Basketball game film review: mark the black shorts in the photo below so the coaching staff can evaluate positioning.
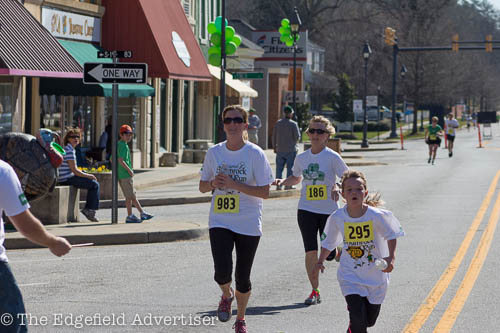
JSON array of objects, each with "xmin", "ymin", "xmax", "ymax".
[
  {"xmin": 297, "ymin": 209, "xmax": 330, "ymax": 252},
  {"xmin": 426, "ymin": 137, "xmax": 441, "ymax": 146},
  {"xmin": 446, "ymin": 134, "xmax": 455, "ymax": 142}
]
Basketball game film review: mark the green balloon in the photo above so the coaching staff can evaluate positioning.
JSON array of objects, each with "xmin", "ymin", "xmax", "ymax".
[
  {"xmin": 285, "ymin": 39, "xmax": 294, "ymax": 47},
  {"xmin": 233, "ymin": 35, "xmax": 242, "ymax": 47},
  {"xmin": 226, "ymin": 42, "xmax": 237, "ymax": 55},
  {"xmin": 215, "ymin": 16, "xmax": 228, "ymax": 32},
  {"xmin": 284, "ymin": 27, "xmax": 291, "ymax": 35},
  {"xmin": 207, "ymin": 22, "xmax": 217, "ymax": 34},
  {"xmin": 296, "ymin": 35, "xmax": 300, "ymax": 42},
  {"xmin": 225, "ymin": 26, "xmax": 235, "ymax": 40},
  {"xmin": 208, "ymin": 46, "xmax": 220, "ymax": 55},
  {"xmin": 281, "ymin": 18, "xmax": 290, "ymax": 27},
  {"xmin": 209, "ymin": 53, "xmax": 221, "ymax": 66},
  {"xmin": 210, "ymin": 32, "xmax": 221, "ymax": 46},
  {"xmin": 280, "ymin": 35, "xmax": 287, "ymax": 43},
  {"xmin": 279, "ymin": 27, "xmax": 287, "ymax": 35}
]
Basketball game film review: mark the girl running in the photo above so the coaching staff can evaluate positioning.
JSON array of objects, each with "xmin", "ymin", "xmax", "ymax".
[
  {"xmin": 315, "ymin": 170, "xmax": 405, "ymax": 333},
  {"xmin": 424, "ymin": 116, "xmax": 443, "ymax": 165},
  {"xmin": 274, "ymin": 116, "xmax": 348, "ymax": 305},
  {"xmin": 199, "ymin": 105, "xmax": 274, "ymax": 333}
]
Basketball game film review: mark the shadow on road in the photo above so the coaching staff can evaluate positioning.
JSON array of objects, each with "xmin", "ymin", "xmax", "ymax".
[{"xmin": 198, "ymin": 303, "xmax": 308, "ymax": 318}]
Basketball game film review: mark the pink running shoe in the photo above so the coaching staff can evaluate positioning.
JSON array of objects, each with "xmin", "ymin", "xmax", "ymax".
[
  {"xmin": 217, "ymin": 289, "xmax": 234, "ymax": 322},
  {"xmin": 233, "ymin": 319, "xmax": 247, "ymax": 333}
]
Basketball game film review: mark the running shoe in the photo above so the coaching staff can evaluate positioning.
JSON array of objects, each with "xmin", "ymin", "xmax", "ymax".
[
  {"xmin": 140, "ymin": 211, "xmax": 154, "ymax": 221},
  {"xmin": 304, "ymin": 289, "xmax": 321, "ymax": 305},
  {"xmin": 432, "ymin": 159, "xmax": 435, "ymax": 165},
  {"xmin": 217, "ymin": 289, "xmax": 234, "ymax": 322},
  {"xmin": 125, "ymin": 214, "xmax": 142, "ymax": 223},
  {"xmin": 428, "ymin": 157, "xmax": 431, "ymax": 164},
  {"xmin": 233, "ymin": 319, "xmax": 247, "ymax": 333},
  {"xmin": 81, "ymin": 208, "xmax": 99, "ymax": 222},
  {"xmin": 449, "ymin": 152, "xmax": 453, "ymax": 157}
]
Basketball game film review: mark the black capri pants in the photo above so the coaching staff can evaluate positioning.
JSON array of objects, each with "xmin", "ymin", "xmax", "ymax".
[
  {"xmin": 209, "ymin": 228, "xmax": 260, "ymax": 293},
  {"xmin": 297, "ymin": 209, "xmax": 330, "ymax": 252},
  {"xmin": 345, "ymin": 294, "xmax": 382, "ymax": 333}
]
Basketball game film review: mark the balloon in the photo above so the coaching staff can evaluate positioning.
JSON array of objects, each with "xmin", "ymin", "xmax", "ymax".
[
  {"xmin": 281, "ymin": 18, "xmax": 290, "ymax": 27},
  {"xmin": 215, "ymin": 16, "xmax": 228, "ymax": 32},
  {"xmin": 232, "ymin": 35, "xmax": 242, "ymax": 47},
  {"xmin": 210, "ymin": 32, "xmax": 221, "ymax": 46},
  {"xmin": 285, "ymin": 39, "xmax": 294, "ymax": 47},
  {"xmin": 225, "ymin": 26, "xmax": 235, "ymax": 40},
  {"xmin": 226, "ymin": 42, "xmax": 237, "ymax": 55},
  {"xmin": 296, "ymin": 35, "xmax": 300, "ymax": 42},
  {"xmin": 209, "ymin": 53, "xmax": 221, "ymax": 66},
  {"xmin": 207, "ymin": 22, "xmax": 217, "ymax": 34},
  {"xmin": 279, "ymin": 27, "xmax": 288, "ymax": 35},
  {"xmin": 284, "ymin": 27, "xmax": 291, "ymax": 35},
  {"xmin": 280, "ymin": 35, "xmax": 287, "ymax": 43},
  {"xmin": 208, "ymin": 46, "xmax": 220, "ymax": 55}
]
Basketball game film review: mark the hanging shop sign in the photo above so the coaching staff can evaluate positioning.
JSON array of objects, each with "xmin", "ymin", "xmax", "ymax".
[{"xmin": 41, "ymin": 7, "xmax": 101, "ymax": 42}]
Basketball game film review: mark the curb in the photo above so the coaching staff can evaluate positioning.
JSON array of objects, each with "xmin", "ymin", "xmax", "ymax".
[
  {"xmin": 343, "ymin": 147, "xmax": 397, "ymax": 152},
  {"xmin": 4, "ymin": 227, "xmax": 209, "ymax": 250}
]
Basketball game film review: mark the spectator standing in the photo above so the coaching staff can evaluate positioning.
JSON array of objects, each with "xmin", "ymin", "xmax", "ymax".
[
  {"xmin": 272, "ymin": 105, "xmax": 301, "ymax": 190},
  {"xmin": 247, "ymin": 108, "xmax": 262, "ymax": 145},
  {"xmin": 117, "ymin": 125, "xmax": 154, "ymax": 223},
  {"xmin": 1, "ymin": 159, "xmax": 71, "ymax": 332}
]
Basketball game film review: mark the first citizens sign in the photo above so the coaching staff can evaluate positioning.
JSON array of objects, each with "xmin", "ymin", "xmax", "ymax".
[{"xmin": 83, "ymin": 63, "xmax": 148, "ymax": 84}]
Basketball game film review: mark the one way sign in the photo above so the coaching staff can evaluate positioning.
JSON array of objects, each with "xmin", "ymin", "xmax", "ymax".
[{"xmin": 83, "ymin": 63, "xmax": 148, "ymax": 84}]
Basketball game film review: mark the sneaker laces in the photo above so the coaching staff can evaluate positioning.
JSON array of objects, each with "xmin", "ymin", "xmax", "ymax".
[
  {"xmin": 307, "ymin": 290, "xmax": 317, "ymax": 300},
  {"xmin": 219, "ymin": 295, "xmax": 232, "ymax": 313},
  {"xmin": 232, "ymin": 319, "xmax": 247, "ymax": 333}
]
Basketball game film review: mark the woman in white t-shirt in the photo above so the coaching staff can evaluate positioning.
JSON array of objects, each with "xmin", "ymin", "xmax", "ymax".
[
  {"xmin": 199, "ymin": 105, "xmax": 274, "ymax": 333},
  {"xmin": 444, "ymin": 113, "xmax": 459, "ymax": 158},
  {"xmin": 315, "ymin": 170, "xmax": 405, "ymax": 332},
  {"xmin": 274, "ymin": 115, "xmax": 348, "ymax": 305}
]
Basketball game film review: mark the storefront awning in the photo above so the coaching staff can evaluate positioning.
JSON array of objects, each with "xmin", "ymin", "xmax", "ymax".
[
  {"xmin": 208, "ymin": 65, "xmax": 258, "ymax": 98},
  {"xmin": 102, "ymin": 0, "xmax": 211, "ymax": 81},
  {"xmin": 39, "ymin": 39, "xmax": 155, "ymax": 97},
  {"xmin": 0, "ymin": 0, "xmax": 82, "ymax": 78}
]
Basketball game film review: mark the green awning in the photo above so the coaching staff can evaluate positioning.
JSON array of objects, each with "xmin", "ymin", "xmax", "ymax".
[{"xmin": 39, "ymin": 40, "xmax": 155, "ymax": 97}]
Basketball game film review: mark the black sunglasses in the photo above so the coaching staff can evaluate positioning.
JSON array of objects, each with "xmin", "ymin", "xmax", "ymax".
[
  {"xmin": 307, "ymin": 128, "xmax": 327, "ymax": 134},
  {"xmin": 223, "ymin": 117, "xmax": 244, "ymax": 124},
  {"xmin": 69, "ymin": 135, "xmax": 80, "ymax": 139}
]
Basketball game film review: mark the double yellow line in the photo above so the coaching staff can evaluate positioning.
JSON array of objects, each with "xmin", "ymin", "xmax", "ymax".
[{"xmin": 404, "ymin": 170, "xmax": 500, "ymax": 333}]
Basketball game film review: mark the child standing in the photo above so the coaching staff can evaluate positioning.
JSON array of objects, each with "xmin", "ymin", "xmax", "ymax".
[
  {"xmin": 117, "ymin": 125, "xmax": 154, "ymax": 223},
  {"xmin": 315, "ymin": 170, "xmax": 405, "ymax": 333}
]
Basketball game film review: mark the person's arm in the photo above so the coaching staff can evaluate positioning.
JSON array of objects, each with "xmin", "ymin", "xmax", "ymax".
[
  {"xmin": 272, "ymin": 125, "xmax": 277, "ymax": 153},
  {"xmin": 9, "ymin": 210, "xmax": 71, "ymax": 256},
  {"xmin": 213, "ymin": 173, "xmax": 270, "ymax": 199},
  {"xmin": 273, "ymin": 175, "xmax": 302, "ymax": 188},
  {"xmin": 118, "ymin": 157, "xmax": 134, "ymax": 177},
  {"xmin": 383, "ymin": 239, "xmax": 397, "ymax": 273},
  {"xmin": 199, "ymin": 179, "xmax": 216, "ymax": 193},
  {"xmin": 67, "ymin": 160, "xmax": 96, "ymax": 180},
  {"xmin": 314, "ymin": 247, "xmax": 332, "ymax": 274},
  {"xmin": 293, "ymin": 123, "xmax": 301, "ymax": 143}
]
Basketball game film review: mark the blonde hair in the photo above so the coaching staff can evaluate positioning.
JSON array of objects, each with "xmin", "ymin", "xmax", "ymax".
[
  {"xmin": 340, "ymin": 169, "xmax": 384, "ymax": 208},
  {"xmin": 307, "ymin": 115, "xmax": 335, "ymax": 136},
  {"xmin": 222, "ymin": 105, "xmax": 249, "ymax": 123},
  {"xmin": 432, "ymin": 116, "xmax": 438, "ymax": 122},
  {"xmin": 63, "ymin": 127, "xmax": 81, "ymax": 146}
]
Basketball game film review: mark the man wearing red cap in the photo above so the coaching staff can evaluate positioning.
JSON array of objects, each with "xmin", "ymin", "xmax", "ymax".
[{"xmin": 117, "ymin": 125, "xmax": 154, "ymax": 223}]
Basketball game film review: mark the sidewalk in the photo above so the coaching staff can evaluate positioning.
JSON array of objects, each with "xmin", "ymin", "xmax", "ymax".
[{"xmin": 4, "ymin": 145, "xmax": 395, "ymax": 250}]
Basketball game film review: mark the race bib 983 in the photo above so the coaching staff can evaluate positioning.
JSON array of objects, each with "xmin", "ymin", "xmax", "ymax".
[{"xmin": 214, "ymin": 195, "xmax": 239, "ymax": 213}]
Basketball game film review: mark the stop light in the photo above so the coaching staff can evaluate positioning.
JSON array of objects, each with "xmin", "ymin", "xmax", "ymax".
[
  {"xmin": 384, "ymin": 27, "xmax": 396, "ymax": 46},
  {"xmin": 452, "ymin": 34, "xmax": 459, "ymax": 52},
  {"xmin": 486, "ymin": 34, "xmax": 493, "ymax": 52}
]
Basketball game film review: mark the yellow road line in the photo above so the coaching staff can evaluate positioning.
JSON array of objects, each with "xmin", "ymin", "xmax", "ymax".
[
  {"xmin": 403, "ymin": 170, "xmax": 500, "ymax": 333},
  {"xmin": 434, "ymin": 186, "xmax": 500, "ymax": 332}
]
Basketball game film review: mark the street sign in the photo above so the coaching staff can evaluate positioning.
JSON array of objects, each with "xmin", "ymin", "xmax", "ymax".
[
  {"xmin": 232, "ymin": 72, "xmax": 264, "ymax": 80},
  {"xmin": 284, "ymin": 91, "xmax": 307, "ymax": 103},
  {"xmin": 97, "ymin": 50, "xmax": 133, "ymax": 58},
  {"xmin": 83, "ymin": 63, "xmax": 147, "ymax": 84},
  {"xmin": 366, "ymin": 95, "xmax": 378, "ymax": 107},
  {"xmin": 353, "ymin": 99, "xmax": 363, "ymax": 112}
]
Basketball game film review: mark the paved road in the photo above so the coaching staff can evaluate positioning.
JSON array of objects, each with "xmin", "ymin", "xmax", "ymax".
[{"xmin": 7, "ymin": 126, "xmax": 500, "ymax": 332}]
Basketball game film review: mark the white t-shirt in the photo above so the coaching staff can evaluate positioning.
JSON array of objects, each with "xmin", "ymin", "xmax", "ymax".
[
  {"xmin": 0, "ymin": 160, "xmax": 30, "ymax": 262},
  {"xmin": 445, "ymin": 119, "xmax": 459, "ymax": 136},
  {"xmin": 292, "ymin": 147, "xmax": 348, "ymax": 215},
  {"xmin": 200, "ymin": 142, "xmax": 274, "ymax": 236},
  {"xmin": 321, "ymin": 206, "xmax": 405, "ymax": 303}
]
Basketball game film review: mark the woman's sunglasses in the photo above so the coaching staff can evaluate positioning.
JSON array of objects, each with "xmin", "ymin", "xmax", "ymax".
[
  {"xmin": 69, "ymin": 135, "xmax": 80, "ymax": 139},
  {"xmin": 223, "ymin": 117, "xmax": 244, "ymax": 124},
  {"xmin": 307, "ymin": 128, "xmax": 327, "ymax": 134}
]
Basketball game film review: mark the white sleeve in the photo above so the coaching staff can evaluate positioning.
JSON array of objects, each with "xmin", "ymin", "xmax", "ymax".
[
  {"xmin": 200, "ymin": 149, "xmax": 216, "ymax": 181},
  {"xmin": 291, "ymin": 154, "xmax": 302, "ymax": 177},
  {"xmin": 376, "ymin": 209, "xmax": 406, "ymax": 240},
  {"xmin": 334, "ymin": 154, "xmax": 349, "ymax": 180},
  {"xmin": 253, "ymin": 149, "xmax": 274, "ymax": 186},
  {"xmin": 0, "ymin": 165, "xmax": 29, "ymax": 217},
  {"xmin": 321, "ymin": 214, "xmax": 343, "ymax": 251}
]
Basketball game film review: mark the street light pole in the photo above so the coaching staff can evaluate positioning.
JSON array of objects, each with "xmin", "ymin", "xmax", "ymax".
[
  {"xmin": 390, "ymin": 44, "xmax": 399, "ymax": 138},
  {"xmin": 291, "ymin": 7, "xmax": 301, "ymax": 114},
  {"xmin": 400, "ymin": 64, "xmax": 407, "ymax": 124},
  {"xmin": 361, "ymin": 41, "xmax": 371, "ymax": 148}
]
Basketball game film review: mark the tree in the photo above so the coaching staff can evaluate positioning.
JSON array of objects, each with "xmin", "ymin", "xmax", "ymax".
[
  {"xmin": 294, "ymin": 103, "xmax": 312, "ymax": 135},
  {"xmin": 332, "ymin": 73, "xmax": 355, "ymax": 123}
]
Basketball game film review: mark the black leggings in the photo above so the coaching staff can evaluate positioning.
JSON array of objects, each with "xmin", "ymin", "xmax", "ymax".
[
  {"xmin": 209, "ymin": 228, "xmax": 260, "ymax": 293},
  {"xmin": 345, "ymin": 294, "xmax": 382, "ymax": 333},
  {"xmin": 297, "ymin": 209, "xmax": 330, "ymax": 252}
]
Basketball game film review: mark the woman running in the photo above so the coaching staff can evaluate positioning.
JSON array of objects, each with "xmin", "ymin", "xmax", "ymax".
[
  {"xmin": 199, "ymin": 105, "xmax": 274, "ymax": 333},
  {"xmin": 274, "ymin": 115, "xmax": 348, "ymax": 305},
  {"xmin": 425, "ymin": 116, "xmax": 443, "ymax": 165}
]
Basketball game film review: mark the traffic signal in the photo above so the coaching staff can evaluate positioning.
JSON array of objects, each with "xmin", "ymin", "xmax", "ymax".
[
  {"xmin": 452, "ymin": 34, "xmax": 459, "ymax": 52},
  {"xmin": 384, "ymin": 27, "xmax": 396, "ymax": 46},
  {"xmin": 486, "ymin": 34, "xmax": 493, "ymax": 52}
]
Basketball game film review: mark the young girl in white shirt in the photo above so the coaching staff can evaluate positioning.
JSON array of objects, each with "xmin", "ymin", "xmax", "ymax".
[{"xmin": 315, "ymin": 170, "xmax": 405, "ymax": 333}]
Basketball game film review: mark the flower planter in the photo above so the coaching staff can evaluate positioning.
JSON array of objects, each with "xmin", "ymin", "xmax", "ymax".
[{"xmin": 79, "ymin": 172, "xmax": 124, "ymax": 201}]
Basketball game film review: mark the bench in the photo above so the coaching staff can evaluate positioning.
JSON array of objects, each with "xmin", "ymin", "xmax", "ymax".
[
  {"xmin": 30, "ymin": 186, "xmax": 80, "ymax": 225},
  {"xmin": 185, "ymin": 139, "xmax": 212, "ymax": 150}
]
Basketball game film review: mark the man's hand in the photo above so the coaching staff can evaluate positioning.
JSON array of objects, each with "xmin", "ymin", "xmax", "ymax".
[{"xmin": 49, "ymin": 237, "xmax": 72, "ymax": 257}]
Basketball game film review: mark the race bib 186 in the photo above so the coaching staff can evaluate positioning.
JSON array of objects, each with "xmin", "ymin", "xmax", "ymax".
[
  {"xmin": 344, "ymin": 221, "xmax": 374, "ymax": 243},
  {"xmin": 306, "ymin": 185, "xmax": 327, "ymax": 201},
  {"xmin": 214, "ymin": 195, "xmax": 239, "ymax": 213}
]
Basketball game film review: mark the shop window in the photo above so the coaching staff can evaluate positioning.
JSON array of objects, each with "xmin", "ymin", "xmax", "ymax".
[
  {"xmin": 0, "ymin": 82, "xmax": 14, "ymax": 135},
  {"xmin": 105, "ymin": 97, "xmax": 141, "ymax": 151}
]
